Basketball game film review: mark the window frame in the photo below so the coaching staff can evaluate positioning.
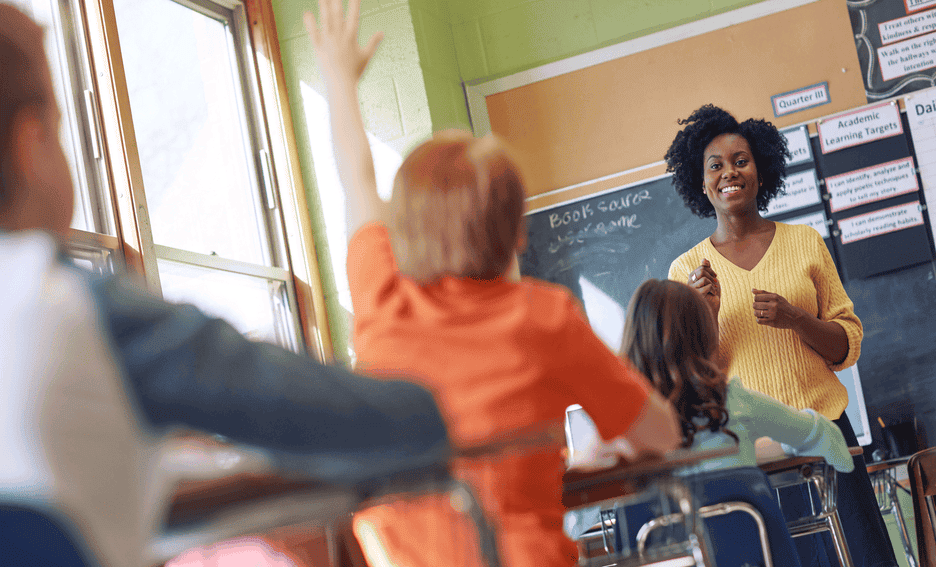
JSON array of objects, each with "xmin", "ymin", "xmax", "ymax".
[{"xmin": 72, "ymin": 0, "xmax": 333, "ymax": 361}]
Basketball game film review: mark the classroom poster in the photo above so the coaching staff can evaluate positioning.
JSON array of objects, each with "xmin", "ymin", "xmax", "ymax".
[
  {"xmin": 816, "ymin": 102, "xmax": 932, "ymax": 278},
  {"xmin": 850, "ymin": 0, "xmax": 936, "ymax": 101},
  {"xmin": 905, "ymin": 87, "xmax": 936, "ymax": 247}
]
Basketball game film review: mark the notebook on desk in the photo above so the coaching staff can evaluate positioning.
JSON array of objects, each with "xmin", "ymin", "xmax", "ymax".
[{"xmin": 564, "ymin": 405, "xmax": 599, "ymax": 464}]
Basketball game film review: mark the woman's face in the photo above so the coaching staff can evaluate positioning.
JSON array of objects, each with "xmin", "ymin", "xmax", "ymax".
[{"xmin": 702, "ymin": 133, "xmax": 759, "ymax": 217}]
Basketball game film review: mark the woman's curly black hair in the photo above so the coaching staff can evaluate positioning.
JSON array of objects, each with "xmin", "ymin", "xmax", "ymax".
[{"xmin": 664, "ymin": 104, "xmax": 791, "ymax": 218}]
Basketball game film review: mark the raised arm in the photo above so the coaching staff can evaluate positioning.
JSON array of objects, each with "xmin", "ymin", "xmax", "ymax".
[{"xmin": 304, "ymin": 0, "xmax": 387, "ymax": 240}]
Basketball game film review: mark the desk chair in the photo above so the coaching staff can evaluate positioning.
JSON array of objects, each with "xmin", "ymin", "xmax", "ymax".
[
  {"xmin": 615, "ymin": 467, "xmax": 792, "ymax": 567},
  {"xmin": 907, "ymin": 447, "xmax": 936, "ymax": 567},
  {"xmin": 868, "ymin": 457, "xmax": 917, "ymax": 567},
  {"xmin": 578, "ymin": 478, "xmax": 712, "ymax": 567},
  {"xmin": 761, "ymin": 451, "xmax": 860, "ymax": 567},
  {"xmin": 0, "ymin": 503, "xmax": 99, "ymax": 567}
]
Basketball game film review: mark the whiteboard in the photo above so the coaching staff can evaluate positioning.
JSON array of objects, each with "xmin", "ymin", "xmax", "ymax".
[{"xmin": 836, "ymin": 364, "xmax": 872, "ymax": 446}]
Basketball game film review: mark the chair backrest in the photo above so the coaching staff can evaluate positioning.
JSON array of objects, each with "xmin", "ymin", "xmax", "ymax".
[
  {"xmin": 616, "ymin": 466, "xmax": 801, "ymax": 567},
  {"xmin": 0, "ymin": 232, "xmax": 165, "ymax": 566},
  {"xmin": 0, "ymin": 504, "xmax": 97, "ymax": 566},
  {"xmin": 907, "ymin": 447, "xmax": 936, "ymax": 566}
]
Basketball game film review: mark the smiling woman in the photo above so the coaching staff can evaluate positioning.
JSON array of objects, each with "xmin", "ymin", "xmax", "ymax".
[{"xmin": 665, "ymin": 104, "xmax": 897, "ymax": 567}]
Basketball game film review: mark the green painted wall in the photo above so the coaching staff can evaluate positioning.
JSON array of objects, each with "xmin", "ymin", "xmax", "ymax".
[
  {"xmin": 273, "ymin": 0, "xmax": 432, "ymax": 363},
  {"xmin": 272, "ymin": 0, "xmax": 771, "ymax": 361}
]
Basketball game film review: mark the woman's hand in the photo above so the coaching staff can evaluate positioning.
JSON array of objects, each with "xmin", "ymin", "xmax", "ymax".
[
  {"xmin": 688, "ymin": 258, "xmax": 720, "ymax": 320},
  {"xmin": 752, "ymin": 288, "xmax": 849, "ymax": 364},
  {"xmin": 751, "ymin": 288, "xmax": 803, "ymax": 329}
]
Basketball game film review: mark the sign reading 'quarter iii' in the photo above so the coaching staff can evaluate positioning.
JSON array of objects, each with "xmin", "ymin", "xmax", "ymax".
[
  {"xmin": 771, "ymin": 82, "xmax": 830, "ymax": 118},
  {"xmin": 817, "ymin": 101, "xmax": 903, "ymax": 154}
]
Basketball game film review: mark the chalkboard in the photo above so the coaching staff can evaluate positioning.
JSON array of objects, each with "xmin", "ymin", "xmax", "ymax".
[
  {"xmin": 520, "ymin": 175, "xmax": 713, "ymax": 351},
  {"xmin": 520, "ymin": 173, "xmax": 876, "ymax": 446}
]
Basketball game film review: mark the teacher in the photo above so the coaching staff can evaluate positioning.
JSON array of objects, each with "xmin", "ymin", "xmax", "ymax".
[{"xmin": 665, "ymin": 104, "xmax": 897, "ymax": 567}]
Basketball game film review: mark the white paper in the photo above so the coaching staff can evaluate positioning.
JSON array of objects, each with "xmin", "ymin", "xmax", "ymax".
[
  {"xmin": 772, "ymin": 83, "xmax": 829, "ymax": 117},
  {"xmin": 908, "ymin": 0, "xmax": 936, "ymax": 14},
  {"xmin": 906, "ymin": 88, "xmax": 936, "ymax": 248},
  {"xmin": 838, "ymin": 201, "xmax": 925, "ymax": 244},
  {"xmin": 782, "ymin": 211, "xmax": 830, "ymax": 239},
  {"xmin": 817, "ymin": 102, "xmax": 903, "ymax": 153},
  {"xmin": 878, "ymin": 31, "xmax": 936, "ymax": 81},
  {"xmin": 878, "ymin": 8, "xmax": 936, "ymax": 45},
  {"xmin": 826, "ymin": 157, "xmax": 918, "ymax": 212},
  {"xmin": 766, "ymin": 169, "xmax": 822, "ymax": 216},
  {"xmin": 782, "ymin": 125, "xmax": 813, "ymax": 166}
]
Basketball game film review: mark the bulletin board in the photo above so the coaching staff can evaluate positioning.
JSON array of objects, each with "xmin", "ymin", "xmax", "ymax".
[{"xmin": 465, "ymin": 0, "xmax": 866, "ymax": 207}]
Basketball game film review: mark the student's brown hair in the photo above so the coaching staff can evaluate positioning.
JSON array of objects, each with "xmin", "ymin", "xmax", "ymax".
[
  {"xmin": 387, "ymin": 130, "xmax": 526, "ymax": 283},
  {"xmin": 0, "ymin": 5, "xmax": 50, "ymax": 202},
  {"xmin": 621, "ymin": 279, "xmax": 734, "ymax": 448}
]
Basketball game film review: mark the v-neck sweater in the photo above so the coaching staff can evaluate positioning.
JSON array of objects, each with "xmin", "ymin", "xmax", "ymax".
[{"xmin": 669, "ymin": 222, "xmax": 862, "ymax": 419}]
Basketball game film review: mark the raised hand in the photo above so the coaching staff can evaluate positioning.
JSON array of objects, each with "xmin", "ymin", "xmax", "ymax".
[
  {"xmin": 303, "ymin": 0, "xmax": 386, "ymax": 240},
  {"xmin": 304, "ymin": 0, "xmax": 383, "ymax": 87},
  {"xmin": 688, "ymin": 258, "xmax": 720, "ymax": 320}
]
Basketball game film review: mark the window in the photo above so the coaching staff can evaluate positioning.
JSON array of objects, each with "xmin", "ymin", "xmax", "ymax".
[{"xmin": 29, "ymin": 0, "xmax": 332, "ymax": 359}]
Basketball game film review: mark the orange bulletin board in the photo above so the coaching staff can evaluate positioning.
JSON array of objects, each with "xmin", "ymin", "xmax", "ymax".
[{"xmin": 476, "ymin": 0, "xmax": 865, "ymax": 210}]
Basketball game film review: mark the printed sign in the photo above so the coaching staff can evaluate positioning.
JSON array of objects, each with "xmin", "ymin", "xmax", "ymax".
[
  {"xmin": 783, "ymin": 210, "xmax": 831, "ymax": 239},
  {"xmin": 878, "ymin": 31, "xmax": 936, "ymax": 81},
  {"xmin": 826, "ymin": 157, "xmax": 919, "ymax": 212},
  {"xmin": 907, "ymin": 0, "xmax": 936, "ymax": 14},
  {"xmin": 879, "ymin": 9, "xmax": 936, "ymax": 45},
  {"xmin": 782, "ymin": 125, "xmax": 813, "ymax": 166},
  {"xmin": 906, "ymin": 88, "xmax": 936, "ymax": 249},
  {"xmin": 766, "ymin": 170, "xmax": 822, "ymax": 216},
  {"xmin": 771, "ymin": 83, "xmax": 830, "ymax": 117},
  {"xmin": 818, "ymin": 101, "xmax": 903, "ymax": 154},
  {"xmin": 838, "ymin": 201, "xmax": 925, "ymax": 244}
]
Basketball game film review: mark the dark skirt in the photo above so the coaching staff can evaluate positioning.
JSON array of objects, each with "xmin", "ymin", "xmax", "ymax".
[{"xmin": 781, "ymin": 414, "xmax": 899, "ymax": 567}]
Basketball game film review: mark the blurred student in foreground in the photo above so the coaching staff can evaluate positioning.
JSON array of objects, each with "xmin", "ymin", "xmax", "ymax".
[
  {"xmin": 0, "ymin": 3, "xmax": 450, "ymax": 565},
  {"xmin": 303, "ymin": 0, "xmax": 682, "ymax": 565}
]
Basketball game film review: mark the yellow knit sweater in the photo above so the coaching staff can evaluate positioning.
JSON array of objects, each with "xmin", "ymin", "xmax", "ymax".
[{"xmin": 668, "ymin": 222, "xmax": 862, "ymax": 419}]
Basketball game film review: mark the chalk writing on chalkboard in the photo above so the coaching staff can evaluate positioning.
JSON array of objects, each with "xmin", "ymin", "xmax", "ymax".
[{"xmin": 521, "ymin": 175, "xmax": 713, "ymax": 351}]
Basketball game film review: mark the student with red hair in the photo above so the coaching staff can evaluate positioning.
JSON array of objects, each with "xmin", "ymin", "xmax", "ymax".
[{"xmin": 303, "ymin": 1, "xmax": 683, "ymax": 566}]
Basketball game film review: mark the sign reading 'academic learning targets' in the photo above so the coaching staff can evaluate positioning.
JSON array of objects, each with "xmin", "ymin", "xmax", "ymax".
[
  {"xmin": 826, "ymin": 157, "xmax": 919, "ymax": 212},
  {"xmin": 818, "ymin": 102, "xmax": 903, "ymax": 154},
  {"xmin": 838, "ymin": 201, "xmax": 925, "ymax": 244}
]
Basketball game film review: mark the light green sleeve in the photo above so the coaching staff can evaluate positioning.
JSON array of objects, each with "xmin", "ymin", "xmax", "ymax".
[{"xmin": 729, "ymin": 377, "xmax": 854, "ymax": 472}]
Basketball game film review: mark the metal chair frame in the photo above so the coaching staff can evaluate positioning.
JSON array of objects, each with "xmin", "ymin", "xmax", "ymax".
[
  {"xmin": 635, "ymin": 500, "xmax": 773, "ymax": 567},
  {"xmin": 907, "ymin": 447, "xmax": 936, "ymax": 567},
  {"xmin": 768, "ymin": 460, "xmax": 854, "ymax": 567},
  {"xmin": 575, "ymin": 478, "xmax": 712, "ymax": 567},
  {"xmin": 869, "ymin": 460, "xmax": 917, "ymax": 567}
]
